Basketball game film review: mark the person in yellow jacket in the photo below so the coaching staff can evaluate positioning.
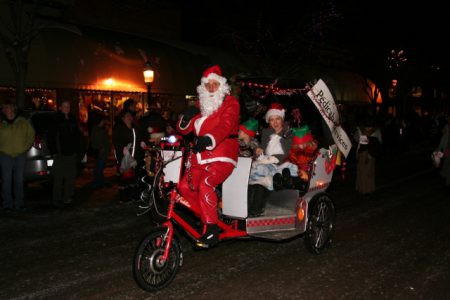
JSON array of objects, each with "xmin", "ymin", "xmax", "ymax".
[{"xmin": 0, "ymin": 100, "xmax": 35, "ymax": 211}]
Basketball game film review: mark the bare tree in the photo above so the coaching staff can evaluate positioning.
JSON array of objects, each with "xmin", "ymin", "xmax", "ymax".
[{"xmin": 0, "ymin": 0, "xmax": 80, "ymax": 108}]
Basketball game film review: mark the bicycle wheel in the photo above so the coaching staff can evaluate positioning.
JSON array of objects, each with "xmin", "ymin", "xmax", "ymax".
[
  {"xmin": 304, "ymin": 193, "xmax": 336, "ymax": 255},
  {"xmin": 133, "ymin": 228, "xmax": 183, "ymax": 291}
]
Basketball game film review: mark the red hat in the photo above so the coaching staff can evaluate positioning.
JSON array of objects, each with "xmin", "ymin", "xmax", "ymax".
[
  {"xmin": 203, "ymin": 65, "xmax": 222, "ymax": 77},
  {"xmin": 265, "ymin": 102, "xmax": 285, "ymax": 123},
  {"xmin": 201, "ymin": 65, "xmax": 226, "ymax": 84}
]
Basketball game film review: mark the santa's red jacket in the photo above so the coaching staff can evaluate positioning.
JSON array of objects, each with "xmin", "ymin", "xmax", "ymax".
[{"xmin": 177, "ymin": 95, "xmax": 240, "ymax": 166}]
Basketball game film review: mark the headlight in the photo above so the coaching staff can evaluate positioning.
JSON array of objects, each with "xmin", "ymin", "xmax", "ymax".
[{"xmin": 167, "ymin": 135, "xmax": 177, "ymax": 144}]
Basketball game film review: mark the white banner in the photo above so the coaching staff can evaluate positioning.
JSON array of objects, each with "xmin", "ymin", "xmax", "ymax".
[{"xmin": 307, "ymin": 79, "xmax": 352, "ymax": 158}]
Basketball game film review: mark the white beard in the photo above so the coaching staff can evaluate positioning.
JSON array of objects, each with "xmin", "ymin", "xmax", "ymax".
[{"xmin": 197, "ymin": 83, "xmax": 230, "ymax": 117}]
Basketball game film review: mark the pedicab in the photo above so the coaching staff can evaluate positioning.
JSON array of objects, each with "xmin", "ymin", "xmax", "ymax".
[{"xmin": 132, "ymin": 79, "xmax": 352, "ymax": 291}]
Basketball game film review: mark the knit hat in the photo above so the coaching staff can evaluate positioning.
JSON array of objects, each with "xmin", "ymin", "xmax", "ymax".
[
  {"xmin": 201, "ymin": 65, "xmax": 226, "ymax": 85},
  {"xmin": 148, "ymin": 126, "xmax": 165, "ymax": 140},
  {"xmin": 265, "ymin": 102, "xmax": 285, "ymax": 123},
  {"xmin": 292, "ymin": 125, "xmax": 313, "ymax": 145},
  {"xmin": 239, "ymin": 118, "xmax": 258, "ymax": 138}
]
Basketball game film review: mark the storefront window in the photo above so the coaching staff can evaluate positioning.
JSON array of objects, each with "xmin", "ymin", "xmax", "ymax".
[{"xmin": 25, "ymin": 88, "xmax": 57, "ymax": 110}]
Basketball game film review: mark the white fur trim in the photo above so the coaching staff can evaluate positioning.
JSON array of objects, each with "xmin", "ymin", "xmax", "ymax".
[
  {"xmin": 205, "ymin": 133, "xmax": 216, "ymax": 150},
  {"xmin": 201, "ymin": 73, "xmax": 227, "ymax": 85},
  {"xmin": 195, "ymin": 153, "xmax": 237, "ymax": 166},
  {"xmin": 265, "ymin": 109, "xmax": 285, "ymax": 123},
  {"xmin": 194, "ymin": 116, "xmax": 207, "ymax": 134}
]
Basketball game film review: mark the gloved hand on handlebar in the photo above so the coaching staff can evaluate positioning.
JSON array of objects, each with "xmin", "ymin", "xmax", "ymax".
[
  {"xmin": 192, "ymin": 136, "xmax": 212, "ymax": 153},
  {"xmin": 180, "ymin": 106, "xmax": 200, "ymax": 127}
]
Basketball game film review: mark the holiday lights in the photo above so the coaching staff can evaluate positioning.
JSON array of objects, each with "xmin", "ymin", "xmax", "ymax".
[{"xmin": 236, "ymin": 80, "xmax": 309, "ymax": 98}]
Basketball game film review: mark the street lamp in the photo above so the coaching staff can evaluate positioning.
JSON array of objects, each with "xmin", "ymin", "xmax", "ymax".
[{"xmin": 143, "ymin": 60, "xmax": 154, "ymax": 108}]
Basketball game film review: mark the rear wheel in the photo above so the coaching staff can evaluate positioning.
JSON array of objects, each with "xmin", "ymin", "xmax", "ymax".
[
  {"xmin": 304, "ymin": 193, "xmax": 335, "ymax": 254},
  {"xmin": 133, "ymin": 228, "xmax": 183, "ymax": 291}
]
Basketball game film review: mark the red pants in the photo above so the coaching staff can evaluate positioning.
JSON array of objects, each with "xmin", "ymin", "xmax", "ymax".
[{"xmin": 179, "ymin": 160, "xmax": 234, "ymax": 224}]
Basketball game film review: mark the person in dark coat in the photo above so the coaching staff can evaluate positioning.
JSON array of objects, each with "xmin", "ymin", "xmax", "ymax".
[
  {"xmin": 112, "ymin": 110, "xmax": 144, "ymax": 202},
  {"xmin": 47, "ymin": 100, "xmax": 83, "ymax": 207},
  {"xmin": 139, "ymin": 102, "xmax": 167, "ymax": 144},
  {"xmin": 90, "ymin": 114, "xmax": 111, "ymax": 188}
]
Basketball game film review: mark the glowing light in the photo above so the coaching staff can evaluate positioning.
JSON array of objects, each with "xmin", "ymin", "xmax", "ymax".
[
  {"xmin": 297, "ymin": 208, "xmax": 305, "ymax": 222},
  {"xmin": 388, "ymin": 49, "xmax": 407, "ymax": 69},
  {"xmin": 88, "ymin": 78, "xmax": 145, "ymax": 92},
  {"xmin": 167, "ymin": 135, "xmax": 177, "ymax": 144},
  {"xmin": 315, "ymin": 180, "xmax": 325, "ymax": 187},
  {"xmin": 104, "ymin": 78, "xmax": 114, "ymax": 86},
  {"xmin": 143, "ymin": 61, "xmax": 154, "ymax": 84}
]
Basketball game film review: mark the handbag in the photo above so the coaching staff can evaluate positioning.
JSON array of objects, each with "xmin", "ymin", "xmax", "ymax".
[
  {"xmin": 119, "ymin": 152, "xmax": 137, "ymax": 179},
  {"xmin": 431, "ymin": 151, "xmax": 443, "ymax": 168}
]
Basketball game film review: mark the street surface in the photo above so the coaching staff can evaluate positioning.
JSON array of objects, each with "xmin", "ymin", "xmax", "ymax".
[{"xmin": 1, "ymin": 147, "xmax": 449, "ymax": 300}]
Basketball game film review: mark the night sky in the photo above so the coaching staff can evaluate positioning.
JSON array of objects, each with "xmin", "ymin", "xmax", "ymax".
[{"xmin": 176, "ymin": 0, "xmax": 449, "ymax": 69}]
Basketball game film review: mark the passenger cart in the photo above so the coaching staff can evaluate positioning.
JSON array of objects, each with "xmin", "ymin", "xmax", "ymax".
[{"xmin": 132, "ymin": 79, "xmax": 352, "ymax": 291}]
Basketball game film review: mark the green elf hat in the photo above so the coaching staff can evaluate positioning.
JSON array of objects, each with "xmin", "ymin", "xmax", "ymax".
[
  {"xmin": 239, "ymin": 118, "xmax": 258, "ymax": 138},
  {"xmin": 292, "ymin": 125, "xmax": 313, "ymax": 145}
]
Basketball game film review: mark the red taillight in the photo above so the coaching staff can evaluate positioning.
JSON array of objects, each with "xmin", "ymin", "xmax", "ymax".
[{"xmin": 33, "ymin": 134, "xmax": 43, "ymax": 150}]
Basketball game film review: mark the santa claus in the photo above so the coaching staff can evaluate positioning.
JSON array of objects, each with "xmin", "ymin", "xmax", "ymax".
[{"xmin": 177, "ymin": 65, "xmax": 240, "ymax": 248}]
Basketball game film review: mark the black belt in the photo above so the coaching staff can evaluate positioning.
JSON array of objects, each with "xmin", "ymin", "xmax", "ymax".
[{"xmin": 228, "ymin": 134, "xmax": 238, "ymax": 138}]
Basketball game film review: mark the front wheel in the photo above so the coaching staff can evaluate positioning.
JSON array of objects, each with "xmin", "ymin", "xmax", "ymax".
[
  {"xmin": 133, "ymin": 228, "xmax": 183, "ymax": 292},
  {"xmin": 304, "ymin": 193, "xmax": 336, "ymax": 255}
]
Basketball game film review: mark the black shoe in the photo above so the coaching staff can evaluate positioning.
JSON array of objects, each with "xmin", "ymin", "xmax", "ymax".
[
  {"xmin": 195, "ymin": 224, "xmax": 219, "ymax": 248},
  {"xmin": 273, "ymin": 173, "xmax": 283, "ymax": 191},
  {"xmin": 282, "ymin": 168, "xmax": 293, "ymax": 189}
]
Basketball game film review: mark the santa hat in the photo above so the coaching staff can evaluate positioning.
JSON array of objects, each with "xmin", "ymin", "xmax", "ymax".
[
  {"xmin": 239, "ymin": 118, "xmax": 258, "ymax": 138},
  {"xmin": 201, "ymin": 65, "xmax": 227, "ymax": 85},
  {"xmin": 148, "ymin": 126, "xmax": 165, "ymax": 140},
  {"xmin": 265, "ymin": 102, "xmax": 285, "ymax": 123},
  {"xmin": 292, "ymin": 125, "xmax": 313, "ymax": 145}
]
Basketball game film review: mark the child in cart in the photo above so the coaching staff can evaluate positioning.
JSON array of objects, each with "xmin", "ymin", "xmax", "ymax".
[
  {"xmin": 238, "ymin": 118, "xmax": 260, "ymax": 157},
  {"xmin": 273, "ymin": 125, "xmax": 318, "ymax": 190}
]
